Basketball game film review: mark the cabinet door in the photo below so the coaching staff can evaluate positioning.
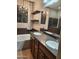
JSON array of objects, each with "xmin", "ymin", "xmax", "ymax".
[
  {"xmin": 31, "ymin": 37, "xmax": 39, "ymax": 59},
  {"xmin": 31, "ymin": 37, "xmax": 35, "ymax": 57},
  {"xmin": 38, "ymin": 49, "xmax": 45, "ymax": 59},
  {"xmin": 34, "ymin": 39, "xmax": 39, "ymax": 59},
  {"xmin": 44, "ymin": 55, "xmax": 50, "ymax": 59}
]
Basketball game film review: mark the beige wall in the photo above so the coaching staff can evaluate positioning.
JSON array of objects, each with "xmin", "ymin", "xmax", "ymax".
[
  {"xmin": 17, "ymin": 0, "xmax": 28, "ymax": 8},
  {"xmin": 57, "ymin": 10, "xmax": 61, "ymax": 28},
  {"xmin": 32, "ymin": 0, "xmax": 59, "ymax": 30},
  {"xmin": 32, "ymin": 0, "xmax": 49, "ymax": 30},
  {"xmin": 58, "ymin": 10, "xmax": 61, "ymax": 18},
  {"xmin": 34, "ymin": 0, "xmax": 43, "ymax": 11},
  {"xmin": 17, "ymin": 0, "xmax": 60, "ymax": 30},
  {"xmin": 49, "ymin": 9, "xmax": 58, "ymax": 18}
]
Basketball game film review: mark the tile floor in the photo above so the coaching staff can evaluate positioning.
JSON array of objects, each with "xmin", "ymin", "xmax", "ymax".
[{"xmin": 17, "ymin": 49, "xmax": 33, "ymax": 59}]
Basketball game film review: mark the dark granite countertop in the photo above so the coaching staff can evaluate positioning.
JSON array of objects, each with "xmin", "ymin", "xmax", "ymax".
[{"xmin": 31, "ymin": 31, "xmax": 60, "ymax": 56}]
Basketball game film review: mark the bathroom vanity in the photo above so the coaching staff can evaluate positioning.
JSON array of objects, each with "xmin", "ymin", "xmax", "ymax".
[{"xmin": 30, "ymin": 32, "xmax": 60, "ymax": 59}]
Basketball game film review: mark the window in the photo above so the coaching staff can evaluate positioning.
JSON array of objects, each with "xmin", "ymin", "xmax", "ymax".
[
  {"xmin": 17, "ymin": 5, "xmax": 28, "ymax": 23},
  {"xmin": 48, "ymin": 17, "xmax": 58, "ymax": 28}
]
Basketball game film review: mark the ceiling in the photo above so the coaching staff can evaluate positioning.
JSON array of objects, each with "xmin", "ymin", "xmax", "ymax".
[{"xmin": 43, "ymin": 0, "xmax": 61, "ymax": 10}]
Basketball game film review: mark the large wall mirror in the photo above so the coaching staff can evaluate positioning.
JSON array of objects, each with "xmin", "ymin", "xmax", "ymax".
[{"xmin": 17, "ymin": 5, "xmax": 28, "ymax": 23}]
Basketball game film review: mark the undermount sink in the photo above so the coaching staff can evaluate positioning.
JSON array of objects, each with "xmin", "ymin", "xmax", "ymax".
[
  {"xmin": 33, "ymin": 32, "xmax": 42, "ymax": 35},
  {"xmin": 46, "ymin": 40, "xmax": 59, "ymax": 50}
]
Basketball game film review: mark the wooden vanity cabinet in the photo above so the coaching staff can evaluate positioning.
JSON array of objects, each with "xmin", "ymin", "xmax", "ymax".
[{"xmin": 31, "ymin": 36, "xmax": 56, "ymax": 59}]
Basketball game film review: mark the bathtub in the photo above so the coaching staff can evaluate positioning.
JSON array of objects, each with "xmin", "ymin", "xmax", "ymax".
[{"xmin": 17, "ymin": 34, "xmax": 30, "ymax": 51}]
